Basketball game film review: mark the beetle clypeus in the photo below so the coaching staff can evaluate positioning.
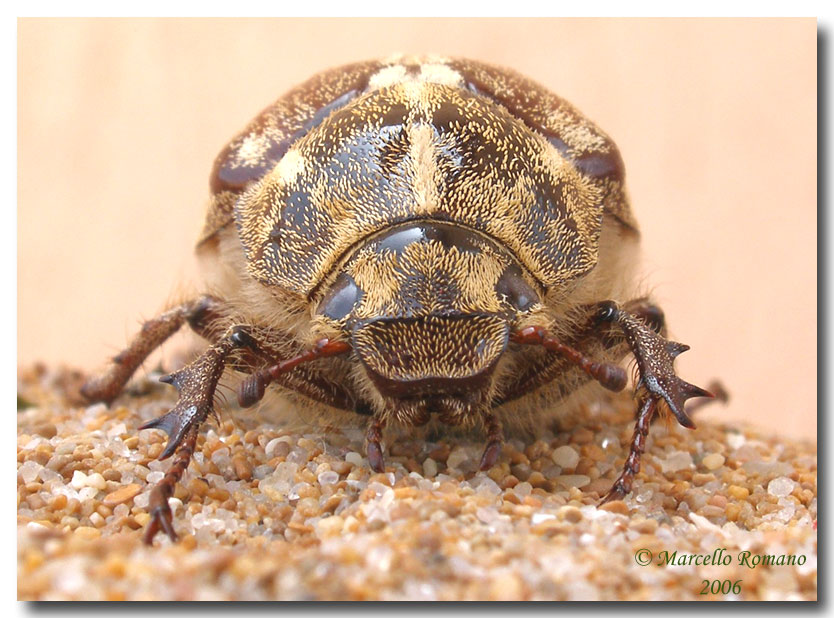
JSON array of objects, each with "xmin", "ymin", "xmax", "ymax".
[{"xmin": 82, "ymin": 55, "xmax": 711, "ymax": 544}]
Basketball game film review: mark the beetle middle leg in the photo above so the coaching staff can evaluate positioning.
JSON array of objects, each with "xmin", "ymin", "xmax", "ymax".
[{"xmin": 80, "ymin": 295, "xmax": 226, "ymax": 404}]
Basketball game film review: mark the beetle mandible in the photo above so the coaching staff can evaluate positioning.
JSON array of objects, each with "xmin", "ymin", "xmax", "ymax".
[{"xmin": 82, "ymin": 55, "xmax": 712, "ymax": 544}]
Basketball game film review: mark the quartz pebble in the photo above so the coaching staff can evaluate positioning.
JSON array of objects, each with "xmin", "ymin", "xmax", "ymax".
[
  {"xmin": 317, "ymin": 471, "xmax": 339, "ymax": 486},
  {"xmin": 446, "ymin": 446, "xmax": 469, "ymax": 470},
  {"xmin": 102, "ymin": 484, "xmax": 142, "ymax": 506},
  {"xmin": 598, "ymin": 500, "xmax": 629, "ymax": 515},
  {"xmin": 659, "ymin": 451, "xmax": 694, "ymax": 473},
  {"xmin": 16, "ymin": 365, "xmax": 817, "ymax": 601},
  {"xmin": 701, "ymin": 453, "xmax": 725, "ymax": 470},
  {"xmin": 345, "ymin": 452, "xmax": 363, "ymax": 466},
  {"xmin": 768, "ymin": 476, "xmax": 797, "ymax": 497},
  {"xmin": 531, "ymin": 512, "xmax": 556, "ymax": 525},
  {"xmin": 551, "ymin": 445, "xmax": 580, "ymax": 470},
  {"xmin": 728, "ymin": 485, "xmax": 750, "ymax": 500},
  {"xmin": 70, "ymin": 470, "xmax": 88, "ymax": 489},
  {"xmin": 86, "ymin": 473, "xmax": 107, "ymax": 491},
  {"xmin": 555, "ymin": 475, "xmax": 591, "ymax": 489},
  {"xmin": 18, "ymin": 461, "xmax": 42, "ymax": 484},
  {"xmin": 316, "ymin": 515, "xmax": 344, "ymax": 536}
]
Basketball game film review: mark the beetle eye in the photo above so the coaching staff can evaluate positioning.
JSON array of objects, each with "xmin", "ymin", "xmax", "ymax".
[
  {"xmin": 495, "ymin": 265, "xmax": 539, "ymax": 312},
  {"xmin": 317, "ymin": 273, "xmax": 363, "ymax": 321}
]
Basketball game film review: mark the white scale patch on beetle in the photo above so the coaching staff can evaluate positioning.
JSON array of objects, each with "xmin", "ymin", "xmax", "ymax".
[
  {"xmin": 418, "ymin": 63, "xmax": 464, "ymax": 87},
  {"xmin": 546, "ymin": 107, "xmax": 610, "ymax": 154},
  {"xmin": 369, "ymin": 65, "xmax": 409, "ymax": 91},
  {"xmin": 408, "ymin": 123, "xmax": 440, "ymax": 215},
  {"xmin": 268, "ymin": 148, "xmax": 306, "ymax": 187},
  {"xmin": 232, "ymin": 132, "xmax": 274, "ymax": 169},
  {"xmin": 368, "ymin": 62, "xmax": 463, "ymax": 92},
  {"xmin": 381, "ymin": 52, "xmax": 452, "ymax": 65}
]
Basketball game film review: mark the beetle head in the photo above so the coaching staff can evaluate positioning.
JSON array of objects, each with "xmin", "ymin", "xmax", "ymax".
[{"xmin": 315, "ymin": 221, "xmax": 541, "ymax": 423}]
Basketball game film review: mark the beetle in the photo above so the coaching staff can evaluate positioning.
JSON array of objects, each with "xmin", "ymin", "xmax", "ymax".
[{"xmin": 81, "ymin": 55, "xmax": 712, "ymax": 544}]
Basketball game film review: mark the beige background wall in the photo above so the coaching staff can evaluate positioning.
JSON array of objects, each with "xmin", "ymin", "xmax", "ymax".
[{"xmin": 18, "ymin": 18, "xmax": 817, "ymax": 439}]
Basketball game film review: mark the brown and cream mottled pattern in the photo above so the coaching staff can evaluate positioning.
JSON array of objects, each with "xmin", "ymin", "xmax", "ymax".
[
  {"xmin": 200, "ymin": 56, "xmax": 636, "ymax": 294},
  {"xmin": 235, "ymin": 80, "xmax": 605, "ymax": 296},
  {"xmin": 199, "ymin": 60, "xmax": 386, "ymax": 244}
]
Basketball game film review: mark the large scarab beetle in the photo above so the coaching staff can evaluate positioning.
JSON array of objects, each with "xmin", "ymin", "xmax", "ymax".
[{"xmin": 82, "ymin": 55, "xmax": 712, "ymax": 544}]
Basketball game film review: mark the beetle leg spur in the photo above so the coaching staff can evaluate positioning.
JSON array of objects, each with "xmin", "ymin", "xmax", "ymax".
[{"xmin": 138, "ymin": 324, "xmax": 351, "ymax": 543}]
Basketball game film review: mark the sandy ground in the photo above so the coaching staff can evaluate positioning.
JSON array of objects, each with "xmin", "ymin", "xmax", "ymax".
[{"xmin": 17, "ymin": 364, "xmax": 816, "ymax": 601}]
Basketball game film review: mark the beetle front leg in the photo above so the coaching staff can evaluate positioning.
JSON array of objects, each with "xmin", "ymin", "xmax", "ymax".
[
  {"xmin": 622, "ymin": 298, "xmax": 667, "ymax": 337},
  {"xmin": 612, "ymin": 300, "xmax": 728, "ymax": 420},
  {"xmin": 595, "ymin": 301, "xmax": 713, "ymax": 503},
  {"xmin": 143, "ymin": 425, "xmax": 198, "ymax": 544},
  {"xmin": 596, "ymin": 301, "xmax": 712, "ymax": 428},
  {"xmin": 600, "ymin": 396, "xmax": 656, "ymax": 503},
  {"xmin": 139, "ymin": 325, "xmax": 258, "ymax": 543}
]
